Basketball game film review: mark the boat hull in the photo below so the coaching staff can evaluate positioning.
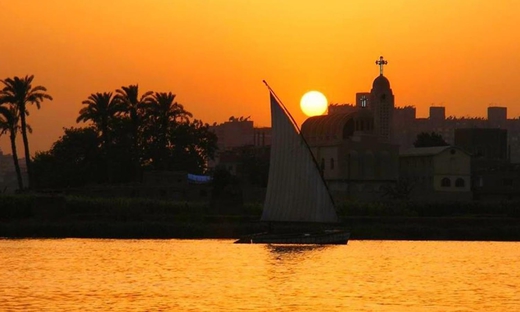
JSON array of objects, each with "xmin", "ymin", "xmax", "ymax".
[{"xmin": 234, "ymin": 230, "xmax": 350, "ymax": 245}]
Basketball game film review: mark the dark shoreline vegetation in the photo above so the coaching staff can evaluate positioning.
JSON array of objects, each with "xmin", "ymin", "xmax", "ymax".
[
  {"xmin": 1, "ymin": 77, "xmax": 220, "ymax": 193},
  {"xmin": 1, "ymin": 194, "xmax": 519, "ymax": 241}
]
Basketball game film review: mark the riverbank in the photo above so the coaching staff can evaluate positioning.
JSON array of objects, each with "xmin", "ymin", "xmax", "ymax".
[
  {"xmin": 1, "ymin": 194, "xmax": 519, "ymax": 241},
  {"xmin": 1, "ymin": 216, "xmax": 520, "ymax": 241}
]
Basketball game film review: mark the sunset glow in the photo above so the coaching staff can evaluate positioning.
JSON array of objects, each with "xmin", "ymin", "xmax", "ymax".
[{"xmin": 1, "ymin": 1, "xmax": 520, "ymax": 154}]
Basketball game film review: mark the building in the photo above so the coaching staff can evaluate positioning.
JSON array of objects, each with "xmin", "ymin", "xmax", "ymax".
[
  {"xmin": 391, "ymin": 104, "xmax": 520, "ymax": 163},
  {"xmin": 301, "ymin": 112, "xmax": 399, "ymax": 202},
  {"xmin": 356, "ymin": 92, "xmax": 371, "ymax": 109},
  {"xmin": 453, "ymin": 128, "xmax": 520, "ymax": 200},
  {"xmin": 209, "ymin": 117, "xmax": 255, "ymax": 151},
  {"xmin": 470, "ymin": 163, "xmax": 520, "ymax": 201},
  {"xmin": 208, "ymin": 118, "xmax": 271, "ymax": 170},
  {"xmin": 399, "ymin": 146, "xmax": 472, "ymax": 201},
  {"xmin": 253, "ymin": 126, "xmax": 271, "ymax": 147},
  {"xmin": 301, "ymin": 57, "xmax": 399, "ymax": 202},
  {"xmin": 454, "ymin": 128, "xmax": 508, "ymax": 164},
  {"xmin": 371, "ymin": 76, "xmax": 395, "ymax": 141},
  {"xmin": 488, "ymin": 106, "xmax": 507, "ymax": 128},
  {"xmin": 206, "ymin": 56, "xmax": 520, "ymax": 203},
  {"xmin": 329, "ymin": 103, "xmax": 357, "ymax": 115}
]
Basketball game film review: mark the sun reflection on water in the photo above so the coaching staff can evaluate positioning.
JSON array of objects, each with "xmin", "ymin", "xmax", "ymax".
[{"xmin": 0, "ymin": 239, "xmax": 519, "ymax": 311}]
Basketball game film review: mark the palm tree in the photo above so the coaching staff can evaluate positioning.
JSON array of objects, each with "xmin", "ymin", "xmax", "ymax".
[
  {"xmin": 77, "ymin": 92, "xmax": 121, "ymax": 183},
  {"xmin": 0, "ymin": 105, "xmax": 25, "ymax": 190},
  {"xmin": 0, "ymin": 75, "xmax": 52, "ymax": 189},
  {"xmin": 76, "ymin": 92, "xmax": 121, "ymax": 148},
  {"xmin": 114, "ymin": 85, "xmax": 153, "ymax": 181},
  {"xmin": 148, "ymin": 92, "xmax": 192, "ymax": 169}
]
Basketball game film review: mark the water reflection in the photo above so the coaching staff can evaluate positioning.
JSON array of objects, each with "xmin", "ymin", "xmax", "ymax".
[
  {"xmin": 1, "ymin": 239, "xmax": 519, "ymax": 311},
  {"xmin": 264, "ymin": 244, "xmax": 338, "ymax": 285},
  {"xmin": 266, "ymin": 244, "xmax": 327, "ymax": 259}
]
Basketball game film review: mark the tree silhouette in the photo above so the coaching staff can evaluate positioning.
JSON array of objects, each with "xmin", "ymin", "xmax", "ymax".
[
  {"xmin": 413, "ymin": 132, "xmax": 449, "ymax": 148},
  {"xmin": 167, "ymin": 119, "xmax": 218, "ymax": 173},
  {"xmin": 77, "ymin": 92, "xmax": 122, "ymax": 183},
  {"xmin": 0, "ymin": 75, "xmax": 52, "ymax": 189},
  {"xmin": 114, "ymin": 85, "xmax": 153, "ymax": 181},
  {"xmin": 148, "ymin": 92, "xmax": 192, "ymax": 169},
  {"xmin": 33, "ymin": 127, "xmax": 103, "ymax": 188},
  {"xmin": 0, "ymin": 105, "xmax": 23, "ymax": 190},
  {"xmin": 228, "ymin": 116, "xmax": 250, "ymax": 122},
  {"xmin": 30, "ymin": 86, "xmax": 217, "ymax": 189},
  {"xmin": 77, "ymin": 92, "xmax": 121, "ymax": 147}
]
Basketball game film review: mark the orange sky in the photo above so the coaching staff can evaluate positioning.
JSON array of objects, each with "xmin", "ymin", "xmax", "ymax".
[{"xmin": 1, "ymin": 0, "xmax": 520, "ymax": 155}]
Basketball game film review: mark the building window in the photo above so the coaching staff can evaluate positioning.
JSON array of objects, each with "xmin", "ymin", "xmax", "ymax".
[
  {"xmin": 441, "ymin": 177, "xmax": 451, "ymax": 187},
  {"xmin": 330, "ymin": 158, "xmax": 335, "ymax": 170},
  {"xmin": 361, "ymin": 96, "xmax": 367, "ymax": 108},
  {"xmin": 455, "ymin": 178, "xmax": 465, "ymax": 187}
]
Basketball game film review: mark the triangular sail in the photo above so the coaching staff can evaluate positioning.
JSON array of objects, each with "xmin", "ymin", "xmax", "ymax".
[{"xmin": 261, "ymin": 93, "xmax": 339, "ymax": 224}]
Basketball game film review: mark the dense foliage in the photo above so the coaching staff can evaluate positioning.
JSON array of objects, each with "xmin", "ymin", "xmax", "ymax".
[
  {"xmin": 32, "ymin": 85, "xmax": 217, "ymax": 188},
  {"xmin": 413, "ymin": 131, "xmax": 449, "ymax": 148},
  {"xmin": 0, "ymin": 77, "xmax": 218, "ymax": 189}
]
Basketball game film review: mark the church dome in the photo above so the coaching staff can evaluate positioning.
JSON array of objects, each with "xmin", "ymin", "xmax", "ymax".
[
  {"xmin": 372, "ymin": 75, "xmax": 390, "ymax": 90},
  {"xmin": 301, "ymin": 113, "xmax": 355, "ymax": 142},
  {"xmin": 301, "ymin": 110, "xmax": 374, "ymax": 142}
]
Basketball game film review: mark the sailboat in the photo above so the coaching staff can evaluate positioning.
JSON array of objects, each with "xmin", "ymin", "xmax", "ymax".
[{"xmin": 235, "ymin": 82, "xmax": 350, "ymax": 245}]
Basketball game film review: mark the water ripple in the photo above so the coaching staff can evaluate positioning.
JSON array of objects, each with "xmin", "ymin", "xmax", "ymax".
[{"xmin": 0, "ymin": 239, "xmax": 519, "ymax": 311}]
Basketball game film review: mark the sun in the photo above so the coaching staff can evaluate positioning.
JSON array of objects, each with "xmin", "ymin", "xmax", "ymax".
[{"xmin": 300, "ymin": 91, "xmax": 328, "ymax": 117}]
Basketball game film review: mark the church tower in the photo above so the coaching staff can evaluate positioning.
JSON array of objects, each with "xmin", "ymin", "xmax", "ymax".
[{"xmin": 370, "ymin": 56, "xmax": 394, "ymax": 141}]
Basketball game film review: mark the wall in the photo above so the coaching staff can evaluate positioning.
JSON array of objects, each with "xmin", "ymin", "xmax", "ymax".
[{"xmin": 433, "ymin": 148, "xmax": 471, "ymax": 192}]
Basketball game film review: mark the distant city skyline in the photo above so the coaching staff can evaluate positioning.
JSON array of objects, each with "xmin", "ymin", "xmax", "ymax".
[{"xmin": 1, "ymin": 1, "xmax": 519, "ymax": 155}]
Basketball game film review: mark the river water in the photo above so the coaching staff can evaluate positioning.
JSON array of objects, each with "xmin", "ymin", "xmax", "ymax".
[{"xmin": 0, "ymin": 239, "xmax": 519, "ymax": 311}]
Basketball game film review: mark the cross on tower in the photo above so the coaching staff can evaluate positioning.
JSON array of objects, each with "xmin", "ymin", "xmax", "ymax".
[{"xmin": 375, "ymin": 56, "xmax": 388, "ymax": 76}]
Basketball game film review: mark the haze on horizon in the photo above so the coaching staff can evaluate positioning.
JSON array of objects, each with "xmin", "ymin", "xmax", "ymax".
[{"xmin": 1, "ymin": 0, "xmax": 519, "ymax": 155}]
